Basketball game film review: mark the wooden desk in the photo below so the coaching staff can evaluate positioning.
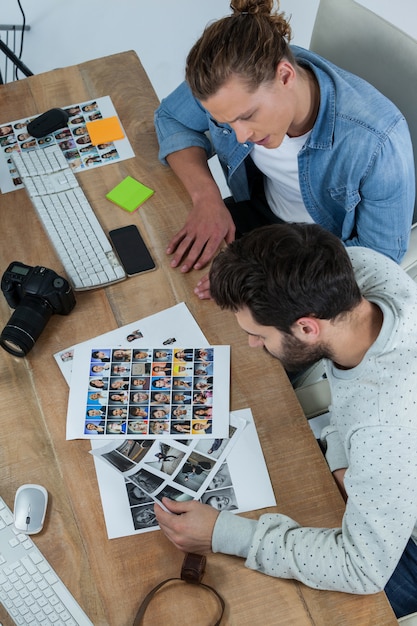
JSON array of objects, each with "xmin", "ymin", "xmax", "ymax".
[{"xmin": 0, "ymin": 52, "xmax": 397, "ymax": 625}]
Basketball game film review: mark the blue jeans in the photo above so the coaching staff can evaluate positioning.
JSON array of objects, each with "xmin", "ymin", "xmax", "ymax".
[{"xmin": 385, "ymin": 538, "xmax": 417, "ymax": 618}]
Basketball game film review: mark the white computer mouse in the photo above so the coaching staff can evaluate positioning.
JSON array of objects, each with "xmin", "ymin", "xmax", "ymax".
[{"xmin": 13, "ymin": 484, "xmax": 48, "ymax": 535}]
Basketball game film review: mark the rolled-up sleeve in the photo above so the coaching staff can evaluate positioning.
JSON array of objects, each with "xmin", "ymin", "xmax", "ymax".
[{"xmin": 154, "ymin": 81, "xmax": 213, "ymax": 164}]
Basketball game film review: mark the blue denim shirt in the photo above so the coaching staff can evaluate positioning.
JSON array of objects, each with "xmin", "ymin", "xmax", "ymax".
[{"xmin": 155, "ymin": 46, "xmax": 415, "ymax": 262}]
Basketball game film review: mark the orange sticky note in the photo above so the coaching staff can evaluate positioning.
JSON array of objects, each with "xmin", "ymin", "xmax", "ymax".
[{"xmin": 86, "ymin": 116, "xmax": 125, "ymax": 145}]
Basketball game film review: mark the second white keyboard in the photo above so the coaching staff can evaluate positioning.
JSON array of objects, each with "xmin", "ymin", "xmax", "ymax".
[
  {"xmin": 12, "ymin": 145, "xmax": 126, "ymax": 291},
  {"xmin": 0, "ymin": 495, "xmax": 93, "ymax": 625}
]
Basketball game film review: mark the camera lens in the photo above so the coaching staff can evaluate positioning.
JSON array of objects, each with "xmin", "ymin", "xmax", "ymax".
[{"xmin": 0, "ymin": 294, "xmax": 53, "ymax": 357}]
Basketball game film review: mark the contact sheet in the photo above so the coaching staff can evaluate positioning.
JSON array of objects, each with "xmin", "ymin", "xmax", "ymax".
[{"xmin": 66, "ymin": 343, "xmax": 230, "ymax": 439}]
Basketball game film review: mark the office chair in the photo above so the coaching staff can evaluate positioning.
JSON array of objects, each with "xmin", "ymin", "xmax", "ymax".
[
  {"xmin": 301, "ymin": 6, "xmax": 417, "ymax": 622},
  {"xmin": 310, "ymin": 0, "xmax": 417, "ymax": 280},
  {"xmin": 294, "ymin": 0, "xmax": 417, "ymax": 424}
]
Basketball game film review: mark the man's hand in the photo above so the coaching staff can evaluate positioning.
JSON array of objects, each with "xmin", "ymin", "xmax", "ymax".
[
  {"xmin": 166, "ymin": 200, "xmax": 235, "ymax": 273},
  {"xmin": 333, "ymin": 468, "xmax": 347, "ymax": 502},
  {"xmin": 165, "ymin": 147, "xmax": 236, "ymax": 273},
  {"xmin": 194, "ymin": 273, "xmax": 212, "ymax": 300},
  {"xmin": 154, "ymin": 497, "xmax": 219, "ymax": 553}
]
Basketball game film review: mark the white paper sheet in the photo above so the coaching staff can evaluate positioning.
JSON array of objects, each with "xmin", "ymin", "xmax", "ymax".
[
  {"xmin": 54, "ymin": 303, "xmax": 276, "ymax": 538},
  {"xmin": 66, "ymin": 342, "xmax": 230, "ymax": 440},
  {"xmin": 0, "ymin": 96, "xmax": 134, "ymax": 193},
  {"xmin": 91, "ymin": 409, "xmax": 276, "ymax": 538},
  {"xmin": 54, "ymin": 303, "xmax": 207, "ymax": 385}
]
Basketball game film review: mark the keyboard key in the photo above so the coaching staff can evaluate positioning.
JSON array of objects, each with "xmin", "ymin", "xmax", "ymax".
[
  {"xmin": 12, "ymin": 145, "xmax": 127, "ymax": 290},
  {"xmin": 0, "ymin": 496, "xmax": 93, "ymax": 625}
]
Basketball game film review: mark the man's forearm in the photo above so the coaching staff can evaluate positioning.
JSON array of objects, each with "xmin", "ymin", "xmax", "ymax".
[{"xmin": 166, "ymin": 147, "xmax": 224, "ymax": 206}]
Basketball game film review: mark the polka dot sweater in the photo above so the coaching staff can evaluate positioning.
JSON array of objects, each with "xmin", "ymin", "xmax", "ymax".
[{"xmin": 212, "ymin": 247, "xmax": 417, "ymax": 594}]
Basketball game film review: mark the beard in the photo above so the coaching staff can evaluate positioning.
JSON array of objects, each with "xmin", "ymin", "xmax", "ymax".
[{"xmin": 269, "ymin": 332, "xmax": 333, "ymax": 373}]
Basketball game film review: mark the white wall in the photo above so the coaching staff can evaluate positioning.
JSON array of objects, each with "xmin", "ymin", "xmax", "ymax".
[
  {"xmin": 1, "ymin": 0, "xmax": 319, "ymax": 99},
  {"xmin": 2, "ymin": 1, "xmax": 417, "ymax": 99},
  {"xmin": 0, "ymin": 0, "xmax": 417, "ymax": 98},
  {"xmin": 358, "ymin": 0, "xmax": 417, "ymax": 39}
]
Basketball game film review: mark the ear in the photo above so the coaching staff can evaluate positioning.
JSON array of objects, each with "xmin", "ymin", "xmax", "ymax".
[
  {"xmin": 291, "ymin": 317, "xmax": 321, "ymax": 341},
  {"xmin": 275, "ymin": 60, "xmax": 296, "ymax": 87}
]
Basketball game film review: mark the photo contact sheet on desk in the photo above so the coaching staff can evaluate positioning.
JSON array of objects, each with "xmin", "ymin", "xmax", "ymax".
[
  {"xmin": 55, "ymin": 303, "xmax": 275, "ymax": 538},
  {"xmin": 66, "ymin": 343, "xmax": 230, "ymax": 440},
  {"xmin": 0, "ymin": 95, "xmax": 134, "ymax": 193}
]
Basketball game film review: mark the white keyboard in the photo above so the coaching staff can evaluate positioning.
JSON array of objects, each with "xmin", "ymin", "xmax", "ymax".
[
  {"xmin": 0, "ymin": 495, "xmax": 93, "ymax": 625},
  {"xmin": 12, "ymin": 145, "xmax": 126, "ymax": 291}
]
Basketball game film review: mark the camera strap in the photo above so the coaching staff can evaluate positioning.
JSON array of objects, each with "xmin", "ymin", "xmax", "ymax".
[{"xmin": 133, "ymin": 553, "xmax": 225, "ymax": 625}]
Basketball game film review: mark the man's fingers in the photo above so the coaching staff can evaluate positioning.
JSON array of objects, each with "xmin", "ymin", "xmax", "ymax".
[{"xmin": 194, "ymin": 274, "xmax": 212, "ymax": 300}]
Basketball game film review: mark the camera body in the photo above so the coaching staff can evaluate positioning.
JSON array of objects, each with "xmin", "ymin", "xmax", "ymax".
[
  {"xmin": 1, "ymin": 261, "xmax": 76, "ymax": 357},
  {"xmin": 2, "ymin": 261, "xmax": 75, "ymax": 313}
]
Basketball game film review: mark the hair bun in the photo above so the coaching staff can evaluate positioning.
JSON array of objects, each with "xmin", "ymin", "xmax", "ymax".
[{"xmin": 230, "ymin": 0, "xmax": 274, "ymax": 17}]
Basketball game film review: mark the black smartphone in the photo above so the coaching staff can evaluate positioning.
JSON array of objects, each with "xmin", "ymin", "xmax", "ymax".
[{"xmin": 109, "ymin": 224, "xmax": 155, "ymax": 276}]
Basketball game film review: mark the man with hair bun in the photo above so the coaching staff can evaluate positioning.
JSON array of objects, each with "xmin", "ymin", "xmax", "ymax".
[{"xmin": 155, "ymin": 0, "xmax": 414, "ymax": 298}]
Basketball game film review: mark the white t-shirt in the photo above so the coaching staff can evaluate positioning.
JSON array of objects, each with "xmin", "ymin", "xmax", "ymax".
[{"xmin": 252, "ymin": 131, "xmax": 313, "ymax": 223}]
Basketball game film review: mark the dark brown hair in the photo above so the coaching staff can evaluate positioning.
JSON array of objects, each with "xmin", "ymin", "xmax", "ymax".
[
  {"xmin": 209, "ymin": 223, "xmax": 362, "ymax": 334},
  {"xmin": 185, "ymin": 0, "xmax": 293, "ymax": 100}
]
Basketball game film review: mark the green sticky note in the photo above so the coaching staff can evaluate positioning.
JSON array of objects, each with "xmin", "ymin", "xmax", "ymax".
[{"xmin": 106, "ymin": 176, "xmax": 154, "ymax": 212}]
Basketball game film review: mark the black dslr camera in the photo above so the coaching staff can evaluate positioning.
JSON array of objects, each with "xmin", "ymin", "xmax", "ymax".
[{"xmin": 0, "ymin": 261, "xmax": 76, "ymax": 357}]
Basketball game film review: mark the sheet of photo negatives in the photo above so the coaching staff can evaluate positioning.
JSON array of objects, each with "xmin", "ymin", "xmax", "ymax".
[
  {"xmin": 66, "ymin": 344, "xmax": 231, "ymax": 440},
  {"xmin": 0, "ymin": 95, "xmax": 134, "ymax": 193},
  {"xmin": 90, "ymin": 413, "xmax": 246, "ymax": 534}
]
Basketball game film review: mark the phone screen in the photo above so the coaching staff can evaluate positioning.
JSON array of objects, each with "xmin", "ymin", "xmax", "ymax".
[{"xmin": 109, "ymin": 225, "xmax": 155, "ymax": 276}]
